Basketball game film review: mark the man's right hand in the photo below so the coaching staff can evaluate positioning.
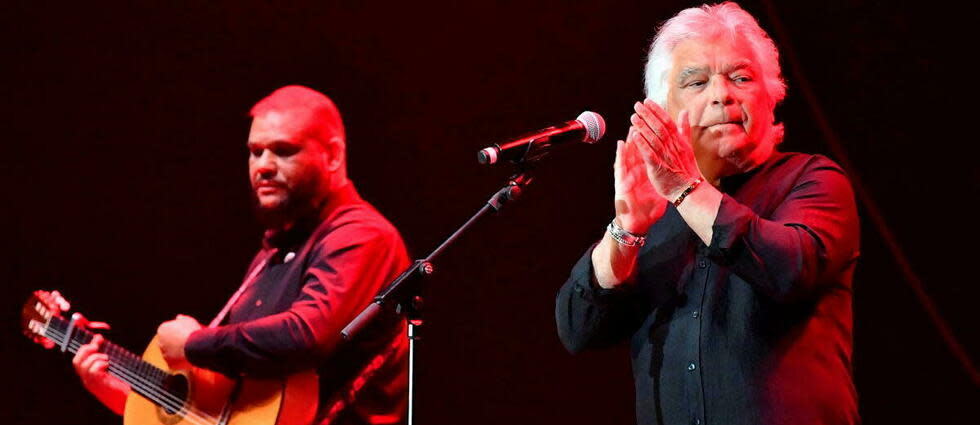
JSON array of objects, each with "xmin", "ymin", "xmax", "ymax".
[
  {"xmin": 591, "ymin": 137, "xmax": 669, "ymax": 289},
  {"xmin": 613, "ymin": 134, "xmax": 669, "ymax": 234}
]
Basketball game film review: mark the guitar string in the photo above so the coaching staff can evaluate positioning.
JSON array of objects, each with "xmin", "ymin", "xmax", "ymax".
[
  {"xmin": 50, "ymin": 329, "xmax": 218, "ymax": 425},
  {"xmin": 41, "ymin": 323, "xmax": 176, "ymax": 401},
  {"xmin": 49, "ymin": 328, "xmax": 219, "ymax": 425},
  {"xmin": 45, "ymin": 327, "xmax": 221, "ymax": 425},
  {"xmin": 47, "ymin": 328, "xmax": 218, "ymax": 425},
  {"xmin": 33, "ymin": 253, "xmax": 273, "ymax": 423}
]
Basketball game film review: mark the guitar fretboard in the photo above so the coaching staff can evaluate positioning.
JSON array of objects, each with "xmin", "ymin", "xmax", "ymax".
[{"xmin": 42, "ymin": 316, "xmax": 174, "ymax": 404}]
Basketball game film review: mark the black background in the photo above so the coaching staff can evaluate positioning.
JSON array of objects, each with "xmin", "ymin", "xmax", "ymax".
[{"xmin": 3, "ymin": 1, "xmax": 977, "ymax": 424}]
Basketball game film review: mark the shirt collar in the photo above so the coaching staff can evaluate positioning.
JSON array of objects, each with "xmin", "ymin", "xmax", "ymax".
[
  {"xmin": 719, "ymin": 150, "xmax": 785, "ymax": 194},
  {"xmin": 261, "ymin": 182, "xmax": 362, "ymax": 250}
]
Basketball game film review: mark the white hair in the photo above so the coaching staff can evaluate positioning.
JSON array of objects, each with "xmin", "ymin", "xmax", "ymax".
[{"xmin": 643, "ymin": 2, "xmax": 786, "ymax": 107}]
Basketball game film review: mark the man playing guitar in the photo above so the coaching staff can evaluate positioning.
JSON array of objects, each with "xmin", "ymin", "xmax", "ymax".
[{"xmin": 35, "ymin": 85, "xmax": 410, "ymax": 425}]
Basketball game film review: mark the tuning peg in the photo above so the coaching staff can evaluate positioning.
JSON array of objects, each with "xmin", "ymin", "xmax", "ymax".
[{"xmin": 50, "ymin": 290, "xmax": 71, "ymax": 311}]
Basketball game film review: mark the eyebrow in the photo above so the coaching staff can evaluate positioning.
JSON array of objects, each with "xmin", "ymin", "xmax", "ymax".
[
  {"xmin": 247, "ymin": 139, "xmax": 301, "ymax": 149},
  {"xmin": 677, "ymin": 66, "xmax": 709, "ymax": 83},
  {"xmin": 676, "ymin": 60, "xmax": 756, "ymax": 84},
  {"xmin": 721, "ymin": 60, "xmax": 753, "ymax": 74}
]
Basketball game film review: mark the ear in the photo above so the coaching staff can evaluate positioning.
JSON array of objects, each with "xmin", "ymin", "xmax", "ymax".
[{"xmin": 322, "ymin": 136, "xmax": 345, "ymax": 173}]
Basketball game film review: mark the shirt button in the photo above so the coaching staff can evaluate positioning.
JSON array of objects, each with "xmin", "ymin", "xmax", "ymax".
[
  {"xmin": 697, "ymin": 259, "xmax": 707, "ymax": 268},
  {"xmin": 692, "ymin": 310, "xmax": 700, "ymax": 319},
  {"xmin": 687, "ymin": 362, "xmax": 696, "ymax": 371}
]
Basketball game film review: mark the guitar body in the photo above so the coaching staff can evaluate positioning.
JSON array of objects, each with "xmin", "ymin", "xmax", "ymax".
[
  {"xmin": 124, "ymin": 336, "xmax": 319, "ymax": 425},
  {"xmin": 22, "ymin": 291, "xmax": 321, "ymax": 425}
]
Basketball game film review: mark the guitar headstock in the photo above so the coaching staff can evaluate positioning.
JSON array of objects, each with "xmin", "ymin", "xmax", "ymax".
[{"xmin": 21, "ymin": 290, "xmax": 69, "ymax": 349}]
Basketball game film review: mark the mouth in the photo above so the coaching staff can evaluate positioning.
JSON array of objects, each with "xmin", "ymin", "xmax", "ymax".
[
  {"xmin": 254, "ymin": 181, "xmax": 285, "ymax": 195},
  {"xmin": 706, "ymin": 120, "xmax": 745, "ymax": 131}
]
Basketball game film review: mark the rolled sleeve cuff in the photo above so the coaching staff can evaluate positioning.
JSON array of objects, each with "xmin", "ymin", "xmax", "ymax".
[
  {"xmin": 184, "ymin": 327, "xmax": 226, "ymax": 369},
  {"xmin": 570, "ymin": 243, "xmax": 639, "ymax": 305},
  {"xmin": 706, "ymin": 194, "xmax": 753, "ymax": 262}
]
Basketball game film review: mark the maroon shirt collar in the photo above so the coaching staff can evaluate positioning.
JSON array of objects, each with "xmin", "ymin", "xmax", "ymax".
[{"xmin": 261, "ymin": 182, "xmax": 362, "ymax": 251}]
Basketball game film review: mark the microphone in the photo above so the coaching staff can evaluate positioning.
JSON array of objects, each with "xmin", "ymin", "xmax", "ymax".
[{"xmin": 477, "ymin": 111, "xmax": 606, "ymax": 165}]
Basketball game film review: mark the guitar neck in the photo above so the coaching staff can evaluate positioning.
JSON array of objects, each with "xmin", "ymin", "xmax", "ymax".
[{"xmin": 42, "ymin": 316, "xmax": 172, "ymax": 399}]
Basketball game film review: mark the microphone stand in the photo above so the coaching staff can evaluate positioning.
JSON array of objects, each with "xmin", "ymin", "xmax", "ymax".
[{"xmin": 341, "ymin": 166, "xmax": 535, "ymax": 425}]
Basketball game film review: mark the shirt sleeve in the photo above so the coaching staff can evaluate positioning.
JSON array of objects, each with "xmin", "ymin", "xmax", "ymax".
[
  {"xmin": 555, "ymin": 244, "xmax": 647, "ymax": 354},
  {"xmin": 706, "ymin": 158, "xmax": 860, "ymax": 303},
  {"xmin": 185, "ymin": 221, "xmax": 406, "ymax": 377}
]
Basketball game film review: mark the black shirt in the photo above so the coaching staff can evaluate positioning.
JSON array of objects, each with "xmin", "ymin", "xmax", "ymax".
[
  {"xmin": 556, "ymin": 152, "xmax": 860, "ymax": 425},
  {"xmin": 186, "ymin": 184, "xmax": 411, "ymax": 424}
]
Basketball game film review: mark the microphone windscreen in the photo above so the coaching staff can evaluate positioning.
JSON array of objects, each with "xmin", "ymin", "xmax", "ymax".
[{"xmin": 576, "ymin": 111, "xmax": 606, "ymax": 143}]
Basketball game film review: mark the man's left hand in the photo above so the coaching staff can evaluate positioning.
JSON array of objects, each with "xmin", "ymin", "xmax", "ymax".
[
  {"xmin": 629, "ymin": 99, "xmax": 702, "ymax": 200},
  {"xmin": 156, "ymin": 314, "xmax": 202, "ymax": 369}
]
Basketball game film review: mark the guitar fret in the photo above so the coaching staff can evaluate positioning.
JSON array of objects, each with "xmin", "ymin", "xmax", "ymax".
[
  {"xmin": 44, "ymin": 316, "xmax": 69, "ymax": 348},
  {"xmin": 24, "ymin": 293, "xmax": 319, "ymax": 425},
  {"xmin": 44, "ymin": 315, "xmax": 171, "ymax": 390}
]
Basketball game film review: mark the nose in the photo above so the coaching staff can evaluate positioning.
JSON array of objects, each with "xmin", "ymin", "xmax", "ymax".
[
  {"xmin": 709, "ymin": 76, "xmax": 735, "ymax": 106},
  {"xmin": 252, "ymin": 150, "xmax": 277, "ymax": 178}
]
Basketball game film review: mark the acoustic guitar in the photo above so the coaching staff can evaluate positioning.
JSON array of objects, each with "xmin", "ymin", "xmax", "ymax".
[{"xmin": 21, "ymin": 291, "xmax": 318, "ymax": 425}]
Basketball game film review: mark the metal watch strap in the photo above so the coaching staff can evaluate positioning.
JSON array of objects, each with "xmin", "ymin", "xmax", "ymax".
[{"xmin": 607, "ymin": 220, "xmax": 646, "ymax": 247}]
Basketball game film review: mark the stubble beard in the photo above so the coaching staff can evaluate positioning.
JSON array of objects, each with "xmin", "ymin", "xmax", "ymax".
[{"xmin": 252, "ymin": 175, "xmax": 324, "ymax": 230}]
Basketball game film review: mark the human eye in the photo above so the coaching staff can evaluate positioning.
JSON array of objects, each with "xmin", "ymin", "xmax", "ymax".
[
  {"xmin": 685, "ymin": 79, "xmax": 707, "ymax": 89},
  {"xmin": 732, "ymin": 74, "xmax": 753, "ymax": 84},
  {"xmin": 271, "ymin": 143, "xmax": 301, "ymax": 157}
]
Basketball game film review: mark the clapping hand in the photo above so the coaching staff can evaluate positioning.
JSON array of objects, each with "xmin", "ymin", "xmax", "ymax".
[{"xmin": 627, "ymin": 100, "xmax": 702, "ymax": 201}]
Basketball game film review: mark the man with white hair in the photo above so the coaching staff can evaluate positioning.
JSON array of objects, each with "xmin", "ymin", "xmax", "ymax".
[{"xmin": 556, "ymin": 3, "xmax": 860, "ymax": 424}]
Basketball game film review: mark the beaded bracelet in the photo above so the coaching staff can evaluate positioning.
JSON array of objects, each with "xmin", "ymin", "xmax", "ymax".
[{"xmin": 672, "ymin": 178, "xmax": 703, "ymax": 207}]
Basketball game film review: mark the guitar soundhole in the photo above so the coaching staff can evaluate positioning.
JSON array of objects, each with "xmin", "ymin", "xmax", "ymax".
[{"xmin": 161, "ymin": 374, "xmax": 189, "ymax": 415}]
